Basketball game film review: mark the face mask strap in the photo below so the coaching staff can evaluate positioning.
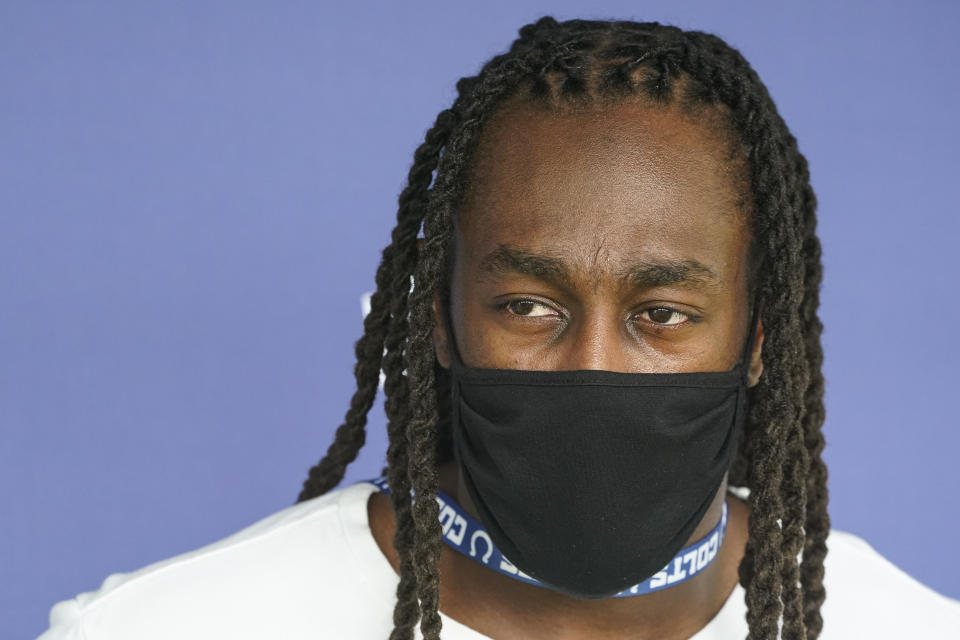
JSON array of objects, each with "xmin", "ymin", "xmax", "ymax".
[{"xmin": 739, "ymin": 297, "xmax": 763, "ymax": 382}]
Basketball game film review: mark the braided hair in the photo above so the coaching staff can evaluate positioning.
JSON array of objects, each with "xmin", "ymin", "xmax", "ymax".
[{"xmin": 296, "ymin": 17, "xmax": 828, "ymax": 640}]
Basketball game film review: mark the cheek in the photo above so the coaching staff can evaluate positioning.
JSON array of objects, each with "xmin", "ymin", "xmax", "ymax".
[{"xmin": 702, "ymin": 328, "xmax": 743, "ymax": 370}]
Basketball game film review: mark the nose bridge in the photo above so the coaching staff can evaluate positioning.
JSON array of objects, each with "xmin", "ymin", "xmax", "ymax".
[{"xmin": 568, "ymin": 309, "xmax": 630, "ymax": 372}]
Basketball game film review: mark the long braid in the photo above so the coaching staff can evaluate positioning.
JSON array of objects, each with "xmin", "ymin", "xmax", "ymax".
[
  {"xmin": 737, "ymin": 100, "xmax": 811, "ymax": 640},
  {"xmin": 404, "ymin": 212, "xmax": 446, "ymax": 639},
  {"xmin": 777, "ymin": 276, "xmax": 812, "ymax": 640},
  {"xmin": 775, "ymin": 130, "xmax": 816, "ymax": 640},
  {"xmin": 738, "ymin": 127, "xmax": 794, "ymax": 639},
  {"xmin": 296, "ymin": 104, "xmax": 456, "ymax": 505},
  {"xmin": 795, "ymin": 148, "xmax": 829, "ymax": 639},
  {"xmin": 297, "ymin": 17, "xmax": 828, "ymax": 640},
  {"xmin": 295, "ymin": 239, "xmax": 392, "ymax": 502},
  {"xmin": 381, "ymin": 111, "xmax": 461, "ymax": 639}
]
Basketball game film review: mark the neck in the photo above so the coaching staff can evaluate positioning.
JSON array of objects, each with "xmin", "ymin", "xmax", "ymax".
[{"xmin": 368, "ymin": 462, "xmax": 749, "ymax": 640}]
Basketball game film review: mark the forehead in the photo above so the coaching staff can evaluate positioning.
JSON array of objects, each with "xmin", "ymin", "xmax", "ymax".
[{"xmin": 455, "ymin": 97, "xmax": 750, "ymax": 286}]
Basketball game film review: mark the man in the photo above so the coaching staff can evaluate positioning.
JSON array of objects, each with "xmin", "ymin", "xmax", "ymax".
[{"xmin": 40, "ymin": 16, "xmax": 960, "ymax": 640}]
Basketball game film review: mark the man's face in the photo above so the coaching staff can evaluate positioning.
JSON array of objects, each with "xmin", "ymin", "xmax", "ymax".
[{"xmin": 434, "ymin": 96, "xmax": 763, "ymax": 382}]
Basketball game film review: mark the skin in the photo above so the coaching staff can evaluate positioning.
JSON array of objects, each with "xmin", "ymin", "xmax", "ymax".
[{"xmin": 369, "ymin": 93, "xmax": 765, "ymax": 639}]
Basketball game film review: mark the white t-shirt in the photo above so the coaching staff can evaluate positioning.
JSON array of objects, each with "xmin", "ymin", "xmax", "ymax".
[{"xmin": 37, "ymin": 482, "xmax": 960, "ymax": 639}]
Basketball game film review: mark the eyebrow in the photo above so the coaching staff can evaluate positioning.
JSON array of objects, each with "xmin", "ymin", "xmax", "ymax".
[
  {"xmin": 622, "ymin": 259, "xmax": 719, "ymax": 290},
  {"xmin": 478, "ymin": 244, "xmax": 719, "ymax": 291}
]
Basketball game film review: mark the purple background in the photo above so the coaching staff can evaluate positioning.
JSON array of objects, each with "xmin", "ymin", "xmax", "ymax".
[{"xmin": 3, "ymin": 2, "xmax": 959, "ymax": 638}]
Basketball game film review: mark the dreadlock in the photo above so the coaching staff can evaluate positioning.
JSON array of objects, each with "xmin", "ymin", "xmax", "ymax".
[{"xmin": 296, "ymin": 17, "xmax": 828, "ymax": 640}]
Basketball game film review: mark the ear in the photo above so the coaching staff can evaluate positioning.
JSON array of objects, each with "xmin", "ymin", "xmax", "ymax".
[
  {"xmin": 432, "ymin": 294, "xmax": 452, "ymax": 368},
  {"xmin": 747, "ymin": 316, "xmax": 764, "ymax": 387}
]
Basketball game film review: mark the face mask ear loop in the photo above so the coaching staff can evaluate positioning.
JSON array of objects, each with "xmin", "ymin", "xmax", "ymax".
[
  {"xmin": 739, "ymin": 298, "xmax": 763, "ymax": 385},
  {"xmin": 441, "ymin": 304, "xmax": 470, "ymax": 481}
]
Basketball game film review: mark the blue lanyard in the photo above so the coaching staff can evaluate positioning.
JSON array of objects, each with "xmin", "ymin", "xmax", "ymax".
[{"xmin": 366, "ymin": 477, "xmax": 728, "ymax": 597}]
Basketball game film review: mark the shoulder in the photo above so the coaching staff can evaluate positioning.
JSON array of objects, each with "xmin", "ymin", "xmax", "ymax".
[
  {"xmin": 695, "ymin": 524, "xmax": 960, "ymax": 640},
  {"xmin": 819, "ymin": 529, "xmax": 960, "ymax": 638},
  {"xmin": 37, "ymin": 483, "xmax": 401, "ymax": 640}
]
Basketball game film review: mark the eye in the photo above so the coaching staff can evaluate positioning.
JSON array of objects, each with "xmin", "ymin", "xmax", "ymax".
[
  {"xmin": 638, "ymin": 307, "xmax": 690, "ymax": 326},
  {"xmin": 504, "ymin": 299, "xmax": 558, "ymax": 318}
]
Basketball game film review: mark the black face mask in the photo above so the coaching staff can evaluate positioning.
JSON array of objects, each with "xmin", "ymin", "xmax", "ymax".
[{"xmin": 445, "ymin": 303, "xmax": 760, "ymax": 600}]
